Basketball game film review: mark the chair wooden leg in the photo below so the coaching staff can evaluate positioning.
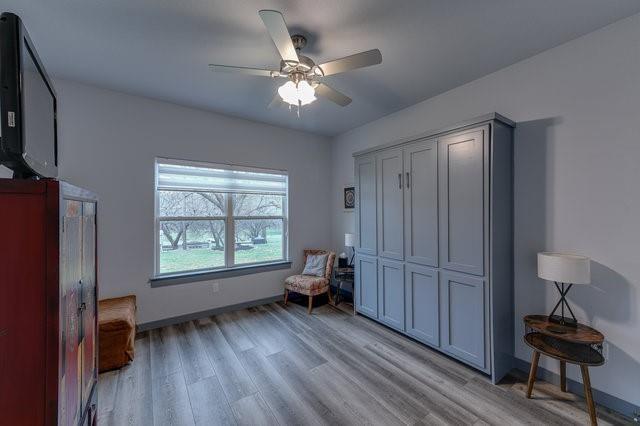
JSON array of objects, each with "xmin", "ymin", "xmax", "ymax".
[
  {"xmin": 284, "ymin": 289, "xmax": 289, "ymax": 306},
  {"xmin": 308, "ymin": 295, "xmax": 313, "ymax": 314},
  {"xmin": 526, "ymin": 351, "xmax": 540, "ymax": 398},
  {"xmin": 327, "ymin": 287, "xmax": 334, "ymax": 305},
  {"xmin": 560, "ymin": 360, "xmax": 567, "ymax": 392},
  {"xmin": 580, "ymin": 365, "xmax": 597, "ymax": 426}
]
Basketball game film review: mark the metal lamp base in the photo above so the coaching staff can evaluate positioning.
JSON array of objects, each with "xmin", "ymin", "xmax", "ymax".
[
  {"xmin": 548, "ymin": 314, "xmax": 578, "ymax": 327},
  {"xmin": 547, "ymin": 281, "xmax": 579, "ymax": 331}
]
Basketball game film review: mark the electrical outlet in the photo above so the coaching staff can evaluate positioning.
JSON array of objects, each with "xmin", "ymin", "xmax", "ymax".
[{"xmin": 211, "ymin": 281, "xmax": 220, "ymax": 293}]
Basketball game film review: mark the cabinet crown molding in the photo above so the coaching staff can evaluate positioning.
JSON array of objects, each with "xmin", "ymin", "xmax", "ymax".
[{"xmin": 353, "ymin": 112, "xmax": 515, "ymax": 158}]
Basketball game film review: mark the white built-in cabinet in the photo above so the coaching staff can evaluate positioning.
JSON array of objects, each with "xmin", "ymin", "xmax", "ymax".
[
  {"xmin": 376, "ymin": 147, "xmax": 405, "ymax": 261},
  {"xmin": 354, "ymin": 155, "xmax": 377, "ymax": 256},
  {"xmin": 404, "ymin": 139, "xmax": 439, "ymax": 267},
  {"xmin": 354, "ymin": 113, "xmax": 514, "ymax": 384}
]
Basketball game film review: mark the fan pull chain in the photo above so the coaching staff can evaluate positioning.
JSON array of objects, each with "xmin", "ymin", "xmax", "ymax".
[{"xmin": 296, "ymin": 80, "xmax": 301, "ymax": 118}]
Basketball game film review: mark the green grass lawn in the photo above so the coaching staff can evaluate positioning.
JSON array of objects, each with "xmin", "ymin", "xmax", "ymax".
[{"xmin": 160, "ymin": 233, "xmax": 283, "ymax": 274}]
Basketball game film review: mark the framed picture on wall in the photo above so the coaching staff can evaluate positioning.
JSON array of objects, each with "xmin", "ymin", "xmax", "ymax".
[{"xmin": 344, "ymin": 185, "xmax": 355, "ymax": 211}]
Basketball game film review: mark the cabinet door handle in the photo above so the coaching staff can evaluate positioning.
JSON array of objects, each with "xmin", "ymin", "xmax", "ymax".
[
  {"xmin": 398, "ymin": 173, "xmax": 402, "ymax": 189},
  {"xmin": 406, "ymin": 172, "xmax": 410, "ymax": 188}
]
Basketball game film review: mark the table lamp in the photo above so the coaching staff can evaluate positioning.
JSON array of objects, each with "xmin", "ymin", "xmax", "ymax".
[
  {"xmin": 537, "ymin": 252, "xmax": 590, "ymax": 327},
  {"xmin": 345, "ymin": 233, "xmax": 355, "ymax": 266}
]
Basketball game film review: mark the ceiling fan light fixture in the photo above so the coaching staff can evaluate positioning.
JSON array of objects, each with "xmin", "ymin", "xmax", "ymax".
[
  {"xmin": 210, "ymin": 10, "xmax": 380, "ymax": 110},
  {"xmin": 278, "ymin": 80, "xmax": 316, "ymax": 106}
]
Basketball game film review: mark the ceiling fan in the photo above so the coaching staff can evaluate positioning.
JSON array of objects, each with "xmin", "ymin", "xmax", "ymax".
[{"xmin": 209, "ymin": 10, "xmax": 382, "ymax": 113}]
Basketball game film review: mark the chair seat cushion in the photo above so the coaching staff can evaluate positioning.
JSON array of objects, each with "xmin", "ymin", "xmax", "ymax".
[{"xmin": 285, "ymin": 275, "xmax": 329, "ymax": 295}]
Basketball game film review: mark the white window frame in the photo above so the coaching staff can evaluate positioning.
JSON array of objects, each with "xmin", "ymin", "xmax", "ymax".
[{"xmin": 153, "ymin": 157, "xmax": 289, "ymax": 278}]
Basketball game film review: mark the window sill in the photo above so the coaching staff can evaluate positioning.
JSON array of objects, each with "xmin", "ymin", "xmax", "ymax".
[{"xmin": 149, "ymin": 261, "xmax": 292, "ymax": 288}]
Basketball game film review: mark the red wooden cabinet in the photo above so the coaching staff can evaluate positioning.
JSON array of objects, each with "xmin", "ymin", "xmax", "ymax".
[{"xmin": 0, "ymin": 179, "xmax": 98, "ymax": 426}]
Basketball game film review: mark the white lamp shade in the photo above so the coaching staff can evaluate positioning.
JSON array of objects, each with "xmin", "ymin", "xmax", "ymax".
[
  {"xmin": 344, "ymin": 233, "xmax": 355, "ymax": 247},
  {"xmin": 537, "ymin": 252, "xmax": 590, "ymax": 284}
]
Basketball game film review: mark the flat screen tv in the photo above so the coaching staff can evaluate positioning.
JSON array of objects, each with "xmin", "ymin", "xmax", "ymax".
[{"xmin": 0, "ymin": 12, "xmax": 57, "ymax": 178}]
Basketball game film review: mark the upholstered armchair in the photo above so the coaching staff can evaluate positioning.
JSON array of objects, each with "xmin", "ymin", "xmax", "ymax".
[{"xmin": 284, "ymin": 249, "xmax": 336, "ymax": 314}]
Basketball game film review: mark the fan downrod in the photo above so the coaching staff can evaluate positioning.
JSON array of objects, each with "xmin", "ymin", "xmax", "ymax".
[{"xmin": 291, "ymin": 34, "xmax": 307, "ymax": 51}]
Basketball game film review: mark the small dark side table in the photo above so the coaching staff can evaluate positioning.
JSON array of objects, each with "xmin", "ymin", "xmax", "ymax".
[
  {"xmin": 523, "ymin": 315, "xmax": 605, "ymax": 426},
  {"xmin": 332, "ymin": 266, "xmax": 355, "ymax": 315}
]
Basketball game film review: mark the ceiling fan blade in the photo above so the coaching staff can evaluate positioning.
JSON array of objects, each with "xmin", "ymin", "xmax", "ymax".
[
  {"xmin": 209, "ymin": 64, "xmax": 282, "ymax": 78},
  {"xmin": 315, "ymin": 83, "xmax": 352, "ymax": 106},
  {"xmin": 258, "ymin": 10, "xmax": 299, "ymax": 64},
  {"xmin": 318, "ymin": 49, "xmax": 382, "ymax": 76}
]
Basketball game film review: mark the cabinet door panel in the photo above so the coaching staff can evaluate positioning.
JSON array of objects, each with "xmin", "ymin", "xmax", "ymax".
[
  {"xmin": 60, "ymin": 200, "xmax": 83, "ymax": 426},
  {"xmin": 81, "ymin": 202, "xmax": 97, "ymax": 411},
  {"xmin": 377, "ymin": 259, "xmax": 404, "ymax": 331},
  {"xmin": 440, "ymin": 271, "xmax": 486, "ymax": 369},
  {"xmin": 355, "ymin": 154, "xmax": 377, "ymax": 256},
  {"xmin": 377, "ymin": 148, "xmax": 404, "ymax": 260},
  {"xmin": 0, "ymin": 192, "xmax": 47, "ymax": 425},
  {"xmin": 355, "ymin": 255, "xmax": 377, "ymax": 317},
  {"xmin": 405, "ymin": 265, "xmax": 439, "ymax": 346},
  {"xmin": 439, "ymin": 127, "xmax": 487, "ymax": 276},
  {"xmin": 404, "ymin": 139, "xmax": 438, "ymax": 267}
]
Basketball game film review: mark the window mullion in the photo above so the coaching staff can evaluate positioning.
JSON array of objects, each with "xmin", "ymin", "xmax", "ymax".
[
  {"xmin": 283, "ymin": 194, "xmax": 288, "ymax": 261},
  {"xmin": 231, "ymin": 215, "xmax": 285, "ymax": 220},
  {"xmin": 158, "ymin": 215, "xmax": 226, "ymax": 221},
  {"xmin": 226, "ymin": 194, "xmax": 234, "ymax": 268}
]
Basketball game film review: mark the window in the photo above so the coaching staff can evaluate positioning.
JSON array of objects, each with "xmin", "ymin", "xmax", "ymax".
[{"xmin": 154, "ymin": 158, "xmax": 288, "ymax": 277}]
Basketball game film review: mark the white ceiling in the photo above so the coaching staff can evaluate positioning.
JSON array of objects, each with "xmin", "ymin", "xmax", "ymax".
[{"xmin": 5, "ymin": 0, "xmax": 640, "ymax": 136}]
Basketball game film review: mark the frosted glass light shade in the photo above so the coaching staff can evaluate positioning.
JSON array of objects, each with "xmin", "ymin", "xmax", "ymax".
[
  {"xmin": 344, "ymin": 233, "xmax": 355, "ymax": 247},
  {"xmin": 297, "ymin": 80, "xmax": 316, "ymax": 105},
  {"xmin": 537, "ymin": 252, "xmax": 590, "ymax": 285},
  {"xmin": 278, "ymin": 80, "xmax": 316, "ymax": 106}
]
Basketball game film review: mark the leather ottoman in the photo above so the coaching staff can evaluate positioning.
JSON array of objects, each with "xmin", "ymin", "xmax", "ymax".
[{"xmin": 98, "ymin": 295, "xmax": 136, "ymax": 372}]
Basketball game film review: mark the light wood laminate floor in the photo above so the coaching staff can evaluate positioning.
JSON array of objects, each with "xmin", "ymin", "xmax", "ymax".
[{"xmin": 98, "ymin": 301, "xmax": 627, "ymax": 425}]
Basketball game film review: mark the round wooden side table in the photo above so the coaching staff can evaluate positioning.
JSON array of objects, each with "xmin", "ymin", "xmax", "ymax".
[{"xmin": 523, "ymin": 315, "xmax": 605, "ymax": 426}]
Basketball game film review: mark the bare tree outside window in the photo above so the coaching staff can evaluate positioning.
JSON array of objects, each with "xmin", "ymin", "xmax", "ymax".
[
  {"xmin": 233, "ymin": 193, "xmax": 283, "ymax": 246},
  {"xmin": 158, "ymin": 191, "xmax": 226, "ymax": 251}
]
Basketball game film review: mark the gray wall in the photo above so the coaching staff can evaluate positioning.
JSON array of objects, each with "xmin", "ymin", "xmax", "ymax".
[
  {"xmin": 0, "ymin": 9, "xmax": 637, "ymax": 411},
  {"xmin": 330, "ymin": 14, "xmax": 640, "ymax": 406},
  {"xmin": 1, "ymin": 79, "xmax": 332, "ymax": 324}
]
